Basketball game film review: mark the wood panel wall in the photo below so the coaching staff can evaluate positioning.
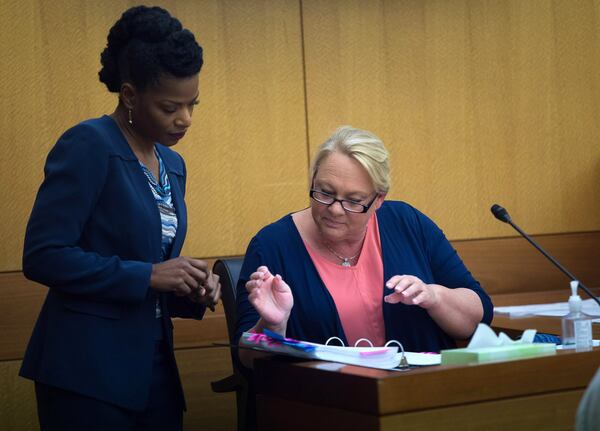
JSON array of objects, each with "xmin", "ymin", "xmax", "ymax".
[
  {"xmin": 0, "ymin": 0, "xmax": 308, "ymax": 272},
  {"xmin": 301, "ymin": 0, "xmax": 600, "ymax": 239},
  {"xmin": 2, "ymin": 0, "xmax": 600, "ymax": 272}
]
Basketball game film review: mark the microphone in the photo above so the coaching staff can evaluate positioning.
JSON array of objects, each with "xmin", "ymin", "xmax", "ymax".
[{"xmin": 490, "ymin": 204, "xmax": 600, "ymax": 308}]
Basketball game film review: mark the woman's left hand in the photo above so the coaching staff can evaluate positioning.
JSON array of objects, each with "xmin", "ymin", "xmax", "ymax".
[
  {"xmin": 187, "ymin": 270, "xmax": 221, "ymax": 311},
  {"xmin": 384, "ymin": 275, "xmax": 440, "ymax": 309}
]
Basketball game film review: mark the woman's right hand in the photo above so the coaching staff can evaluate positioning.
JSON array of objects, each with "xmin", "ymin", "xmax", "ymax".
[
  {"xmin": 150, "ymin": 256, "xmax": 208, "ymax": 296},
  {"xmin": 246, "ymin": 266, "xmax": 293, "ymax": 330}
]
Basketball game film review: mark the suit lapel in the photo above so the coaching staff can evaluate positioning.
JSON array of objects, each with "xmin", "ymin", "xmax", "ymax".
[
  {"xmin": 106, "ymin": 116, "xmax": 163, "ymax": 263},
  {"xmin": 157, "ymin": 146, "xmax": 187, "ymax": 259},
  {"xmin": 130, "ymin": 161, "xmax": 163, "ymax": 262}
]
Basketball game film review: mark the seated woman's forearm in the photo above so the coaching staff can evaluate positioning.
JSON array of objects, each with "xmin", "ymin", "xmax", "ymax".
[
  {"xmin": 426, "ymin": 286, "xmax": 483, "ymax": 339},
  {"xmin": 252, "ymin": 317, "xmax": 288, "ymax": 337}
]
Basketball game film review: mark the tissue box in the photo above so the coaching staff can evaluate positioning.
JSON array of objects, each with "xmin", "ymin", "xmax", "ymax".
[{"xmin": 441, "ymin": 343, "xmax": 556, "ymax": 365}]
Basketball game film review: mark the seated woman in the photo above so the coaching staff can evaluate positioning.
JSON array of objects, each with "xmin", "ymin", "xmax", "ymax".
[{"xmin": 235, "ymin": 126, "xmax": 493, "ymax": 366}]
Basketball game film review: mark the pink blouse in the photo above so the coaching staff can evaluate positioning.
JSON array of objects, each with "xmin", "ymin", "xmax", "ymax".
[{"xmin": 303, "ymin": 214, "xmax": 386, "ymax": 346}]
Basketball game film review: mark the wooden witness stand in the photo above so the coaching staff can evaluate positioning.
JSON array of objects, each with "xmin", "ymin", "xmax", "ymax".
[
  {"xmin": 253, "ymin": 325, "xmax": 600, "ymax": 431},
  {"xmin": 252, "ymin": 231, "xmax": 600, "ymax": 431}
]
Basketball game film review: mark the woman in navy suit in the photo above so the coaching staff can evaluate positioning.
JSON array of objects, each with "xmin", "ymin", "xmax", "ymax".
[{"xmin": 20, "ymin": 6, "xmax": 219, "ymax": 430}]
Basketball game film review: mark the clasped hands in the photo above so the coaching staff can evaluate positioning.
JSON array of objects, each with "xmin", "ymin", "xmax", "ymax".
[
  {"xmin": 151, "ymin": 256, "xmax": 221, "ymax": 311},
  {"xmin": 246, "ymin": 267, "xmax": 440, "ymax": 328}
]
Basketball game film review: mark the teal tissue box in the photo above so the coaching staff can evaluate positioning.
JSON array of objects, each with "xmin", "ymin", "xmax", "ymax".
[{"xmin": 441, "ymin": 343, "xmax": 556, "ymax": 365}]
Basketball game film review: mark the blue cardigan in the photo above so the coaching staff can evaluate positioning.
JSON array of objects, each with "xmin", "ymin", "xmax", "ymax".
[
  {"xmin": 236, "ymin": 201, "xmax": 493, "ymax": 353},
  {"xmin": 20, "ymin": 115, "xmax": 204, "ymax": 411}
]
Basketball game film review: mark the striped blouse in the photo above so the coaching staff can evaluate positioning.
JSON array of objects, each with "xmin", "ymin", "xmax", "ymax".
[{"xmin": 139, "ymin": 148, "xmax": 178, "ymax": 319}]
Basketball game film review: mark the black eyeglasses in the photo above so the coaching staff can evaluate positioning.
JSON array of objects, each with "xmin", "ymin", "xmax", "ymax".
[{"xmin": 309, "ymin": 189, "xmax": 378, "ymax": 213}]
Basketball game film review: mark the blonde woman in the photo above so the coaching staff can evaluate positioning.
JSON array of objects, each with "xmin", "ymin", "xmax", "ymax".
[{"xmin": 236, "ymin": 126, "xmax": 492, "ymax": 367}]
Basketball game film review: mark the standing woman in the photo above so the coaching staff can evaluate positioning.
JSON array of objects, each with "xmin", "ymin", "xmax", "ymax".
[{"xmin": 20, "ymin": 6, "xmax": 220, "ymax": 431}]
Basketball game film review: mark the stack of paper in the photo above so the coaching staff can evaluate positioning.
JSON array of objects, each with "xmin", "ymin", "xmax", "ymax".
[
  {"xmin": 240, "ymin": 331, "xmax": 400, "ymax": 369},
  {"xmin": 239, "ymin": 330, "xmax": 442, "ymax": 369},
  {"xmin": 495, "ymin": 298, "xmax": 600, "ymax": 323}
]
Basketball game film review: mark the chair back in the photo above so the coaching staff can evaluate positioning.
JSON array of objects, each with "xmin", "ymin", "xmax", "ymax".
[
  {"xmin": 211, "ymin": 256, "xmax": 255, "ymax": 431},
  {"xmin": 213, "ymin": 257, "xmax": 244, "ymax": 344}
]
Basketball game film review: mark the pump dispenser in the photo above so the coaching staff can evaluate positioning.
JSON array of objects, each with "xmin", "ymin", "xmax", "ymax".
[{"xmin": 561, "ymin": 281, "xmax": 593, "ymax": 350}]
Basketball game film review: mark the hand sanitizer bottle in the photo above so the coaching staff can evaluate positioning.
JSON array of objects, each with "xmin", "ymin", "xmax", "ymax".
[{"xmin": 561, "ymin": 280, "xmax": 593, "ymax": 351}]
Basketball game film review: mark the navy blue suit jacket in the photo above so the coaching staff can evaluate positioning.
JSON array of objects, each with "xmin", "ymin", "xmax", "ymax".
[
  {"xmin": 236, "ymin": 201, "xmax": 493, "ymax": 353},
  {"xmin": 20, "ymin": 115, "xmax": 204, "ymax": 411}
]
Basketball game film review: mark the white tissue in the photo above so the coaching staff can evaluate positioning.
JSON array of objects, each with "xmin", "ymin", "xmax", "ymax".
[{"xmin": 467, "ymin": 323, "xmax": 537, "ymax": 348}]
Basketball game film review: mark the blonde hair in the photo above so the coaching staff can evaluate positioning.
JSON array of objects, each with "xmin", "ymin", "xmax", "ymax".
[{"xmin": 310, "ymin": 126, "xmax": 390, "ymax": 194}]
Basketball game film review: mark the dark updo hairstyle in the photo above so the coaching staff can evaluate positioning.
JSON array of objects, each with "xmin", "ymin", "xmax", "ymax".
[{"xmin": 99, "ymin": 5, "xmax": 203, "ymax": 92}]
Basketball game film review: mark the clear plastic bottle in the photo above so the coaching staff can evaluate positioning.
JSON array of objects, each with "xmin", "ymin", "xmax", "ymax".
[{"xmin": 561, "ymin": 280, "xmax": 593, "ymax": 351}]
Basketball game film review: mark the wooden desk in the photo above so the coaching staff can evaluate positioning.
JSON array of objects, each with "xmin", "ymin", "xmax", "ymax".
[
  {"xmin": 255, "ymin": 342, "xmax": 600, "ymax": 430},
  {"xmin": 493, "ymin": 315, "xmax": 600, "ymax": 339},
  {"xmin": 491, "ymin": 289, "xmax": 600, "ymax": 339}
]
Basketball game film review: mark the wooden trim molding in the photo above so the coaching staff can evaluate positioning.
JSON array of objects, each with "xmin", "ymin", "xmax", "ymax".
[
  {"xmin": 452, "ymin": 231, "xmax": 600, "ymax": 295},
  {"xmin": 1, "ymin": 231, "xmax": 599, "ymax": 362},
  {"xmin": 0, "ymin": 259, "xmax": 228, "ymax": 362}
]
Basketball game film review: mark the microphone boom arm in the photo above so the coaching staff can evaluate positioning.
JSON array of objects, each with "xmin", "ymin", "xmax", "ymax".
[{"xmin": 500, "ymin": 214, "xmax": 600, "ymax": 308}]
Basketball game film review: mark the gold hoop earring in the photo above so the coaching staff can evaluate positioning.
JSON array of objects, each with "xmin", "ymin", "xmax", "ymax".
[{"xmin": 128, "ymin": 109, "xmax": 133, "ymax": 126}]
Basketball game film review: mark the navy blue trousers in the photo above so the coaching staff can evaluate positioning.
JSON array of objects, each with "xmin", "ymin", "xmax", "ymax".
[{"xmin": 35, "ymin": 341, "xmax": 183, "ymax": 431}]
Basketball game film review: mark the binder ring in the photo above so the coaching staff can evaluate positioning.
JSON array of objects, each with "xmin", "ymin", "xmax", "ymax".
[
  {"xmin": 354, "ymin": 338, "xmax": 374, "ymax": 347},
  {"xmin": 385, "ymin": 339, "xmax": 409, "ymax": 369},
  {"xmin": 325, "ymin": 336, "xmax": 345, "ymax": 346}
]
